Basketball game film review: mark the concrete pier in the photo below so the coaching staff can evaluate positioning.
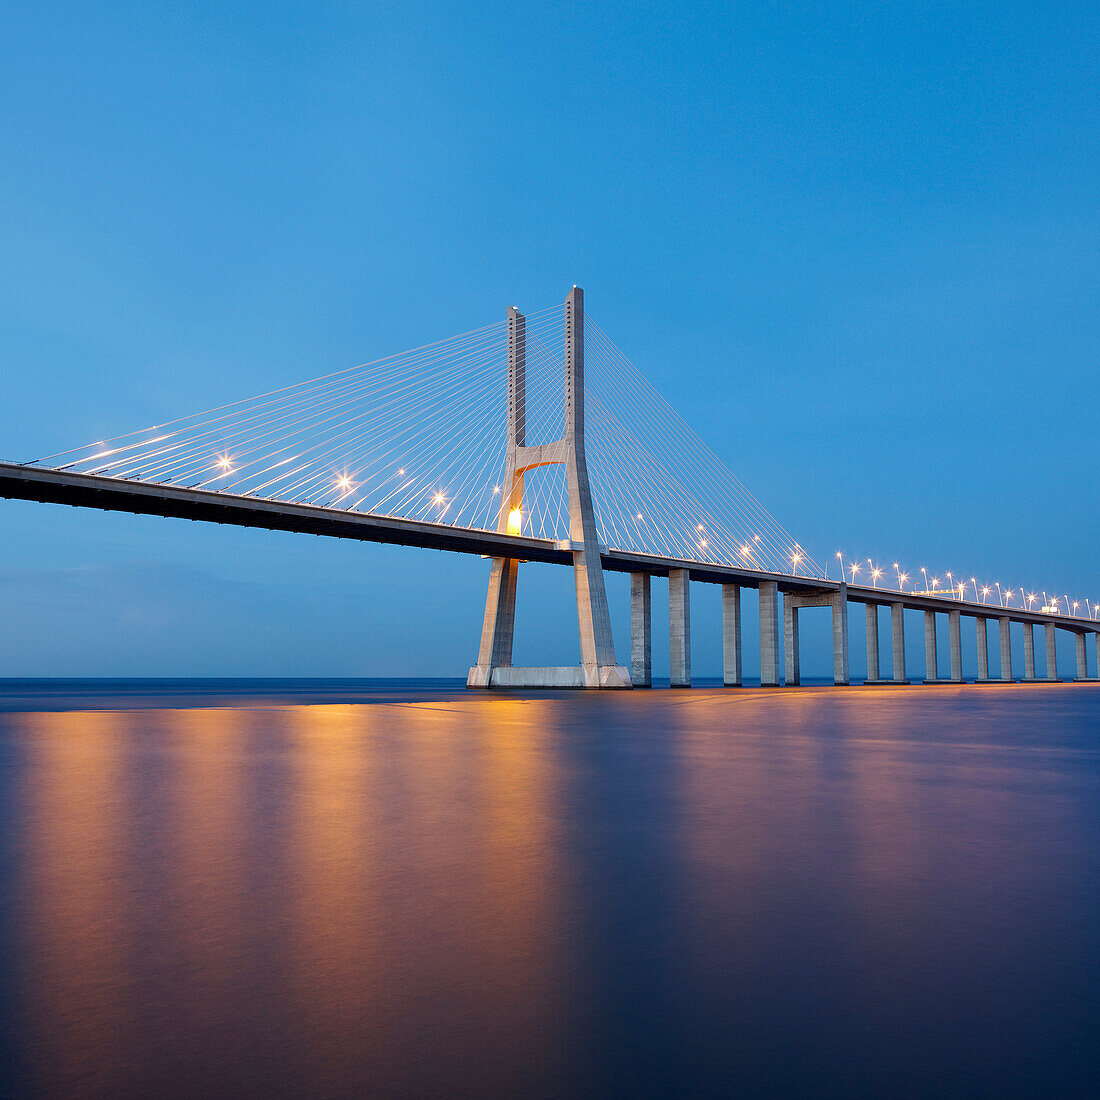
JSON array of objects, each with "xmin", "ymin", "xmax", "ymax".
[
  {"xmin": 760, "ymin": 580, "xmax": 780, "ymax": 687},
  {"xmin": 722, "ymin": 584, "xmax": 742, "ymax": 686},
  {"xmin": 631, "ymin": 573, "xmax": 651, "ymax": 687},
  {"xmin": 891, "ymin": 602, "xmax": 907, "ymax": 682},
  {"xmin": 784, "ymin": 594, "xmax": 800, "ymax": 686},
  {"xmin": 924, "ymin": 611, "xmax": 938, "ymax": 681},
  {"xmin": 1023, "ymin": 624, "xmax": 1036, "ymax": 680},
  {"xmin": 949, "ymin": 610, "xmax": 963, "ymax": 682},
  {"xmin": 669, "ymin": 568, "xmax": 690, "ymax": 687},
  {"xmin": 1074, "ymin": 632, "xmax": 1088, "ymax": 681},
  {"xmin": 1045, "ymin": 622, "xmax": 1058, "ymax": 681},
  {"xmin": 976, "ymin": 617, "xmax": 989, "ymax": 680},
  {"xmin": 999, "ymin": 616, "xmax": 1013, "ymax": 680},
  {"xmin": 865, "ymin": 604, "xmax": 880, "ymax": 682},
  {"xmin": 832, "ymin": 584, "xmax": 849, "ymax": 685}
]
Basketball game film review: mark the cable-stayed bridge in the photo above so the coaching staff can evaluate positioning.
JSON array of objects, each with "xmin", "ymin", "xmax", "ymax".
[{"xmin": 2, "ymin": 287, "xmax": 1096, "ymax": 687}]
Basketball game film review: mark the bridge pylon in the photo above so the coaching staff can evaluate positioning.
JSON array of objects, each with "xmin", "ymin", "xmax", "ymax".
[{"xmin": 467, "ymin": 287, "xmax": 631, "ymax": 689}]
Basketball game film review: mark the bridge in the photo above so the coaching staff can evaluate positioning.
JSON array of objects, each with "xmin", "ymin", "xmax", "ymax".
[{"xmin": 3, "ymin": 287, "xmax": 1097, "ymax": 688}]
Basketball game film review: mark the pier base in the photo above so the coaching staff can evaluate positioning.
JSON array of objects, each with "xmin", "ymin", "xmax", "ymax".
[{"xmin": 468, "ymin": 665, "xmax": 631, "ymax": 689}]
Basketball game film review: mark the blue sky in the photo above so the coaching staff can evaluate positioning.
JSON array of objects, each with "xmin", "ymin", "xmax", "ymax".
[{"xmin": 1, "ymin": 0, "xmax": 1097, "ymax": 678}]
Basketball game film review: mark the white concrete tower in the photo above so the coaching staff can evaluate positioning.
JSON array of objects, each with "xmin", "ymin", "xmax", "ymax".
[{"xmin": 468, "ymin": 288, "xmax": 630, "ymax": 689}]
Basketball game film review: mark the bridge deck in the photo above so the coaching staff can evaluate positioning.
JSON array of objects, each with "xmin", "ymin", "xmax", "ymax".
[{"xmin": 1, "ymin": 462, "xmax": 1092, "ymax": 633}]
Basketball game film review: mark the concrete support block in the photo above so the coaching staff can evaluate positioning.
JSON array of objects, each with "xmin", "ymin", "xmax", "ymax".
[
  {"xmin": 999, "ymin": 617, "xmax": 1012, "ymax": 680},
  {"xmin": 487, "ymin": 666, "xmax": 586, "ymax": 688},
  {"xmin": 1075, "ymin": 632, "xmax": 1088, "ymax": 681},
  {"xmin": 949, "ymin": 610, "xmax": 963, "ymax": 682},
  {"xmin": 1045, "ymin": 622, "xmax": 1058, "ymax": 681},
  {"xmin": 924, "ymin": 611, "xmax": 938, "ymax": 681},
  {"xmin": 976, "ymin": 617, "xmax": 989, "ymax": 681},
  {"xmin": 759, "ymin": 580, "xmax": 780, "ymax": 687},
  {"xmin": 865, "ymin": 604, "xmax": 880, "ymax": 682},
  {"xmin": 630, "ymin": 573, "xmax": 652, "ymax": 688},
  {"xmin": 722, "ymin": 584, "xmax": 742, "ymax": 686},
  {"xmin": 784, "ymin": 594, "xmax": 800, "ymax": 686},
  {"xmin": 669, "ymin": 568, "xmax": 690, "ymax": 687},
  {"xmin": 891, "ymin": 602, "xmax": 906, "ymax": 682},
  {"xmin": 1023, "ymin": 624, "xmax": 1036, "ymax": 680},
  {"xmin": 479, "ymin": 665, "xmax": 630, "ymax": 689},
  {"xmin": 832, "ymin": 583, "xmax": 849, "ymax": 686}
]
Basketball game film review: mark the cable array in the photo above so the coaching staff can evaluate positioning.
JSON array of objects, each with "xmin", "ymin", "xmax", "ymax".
[
  {"xmin": 584, "ymin": 320, "xmax": 821, "ymax": 576},
  {"xmin": 29, "ymin": 302, "xmax": 819, "ymax": 574}
]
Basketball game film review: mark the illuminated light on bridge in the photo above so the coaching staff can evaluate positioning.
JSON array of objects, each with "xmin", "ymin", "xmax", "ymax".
[{"xmin": 1, "ymin": 285, "xmax": 1096, "ymax": 688}]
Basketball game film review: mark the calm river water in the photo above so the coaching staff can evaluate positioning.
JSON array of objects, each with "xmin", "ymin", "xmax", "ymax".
[{"xmin": 1, "ymin": 681, "xmax": 1098, "ymax": 1097}]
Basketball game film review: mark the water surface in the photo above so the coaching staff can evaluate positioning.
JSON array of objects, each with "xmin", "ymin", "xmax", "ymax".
[{"xmin": 1, "ymin": 682, "xmax": 1098, "ymax": 1096}]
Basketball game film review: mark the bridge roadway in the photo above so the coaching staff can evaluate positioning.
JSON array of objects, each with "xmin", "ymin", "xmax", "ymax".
[{"xmin": 1, "ymin": 460, "xmax": 1092, "ymax": 636}]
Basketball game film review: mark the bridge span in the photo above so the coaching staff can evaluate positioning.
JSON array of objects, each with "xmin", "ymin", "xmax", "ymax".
[{"xmin": 2, "ymin": 458, "xmax": 1096, "ymax": 688}]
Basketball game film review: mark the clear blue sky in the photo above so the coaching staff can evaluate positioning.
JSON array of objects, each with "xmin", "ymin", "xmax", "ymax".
[{"xmin": 1, "ymin": 0, "xmax": 1097, "ymax": 678}]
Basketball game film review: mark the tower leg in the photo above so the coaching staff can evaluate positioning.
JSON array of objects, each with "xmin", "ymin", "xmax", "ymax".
[
  {"xmin": 563, "ymin": 287, "xmax": 629, "ymax": 688},
  {"xmin": 467, "ymin": 556, "xmax": 518, "ymax": 687}
]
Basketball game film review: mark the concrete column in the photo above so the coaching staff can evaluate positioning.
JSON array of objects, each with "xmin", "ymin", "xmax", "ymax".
[
  {"xmin": 891, "ymin": 602, "xmax": 906, "ymax": 682},
  {"xmin": 976, "ymin": 617, "xmax": 989, "ymax": 681},
  {"xmin": 948, "ymin": 610, "xmax": 963, "ymax": 682},
  {"xmin": 1074, "ymin": 633, "xmax": 1088, "ymax": 681},
  {"xmin": 759, "ymin": 580, "xmax": 780, "ymax": 687},
  {"xmin": 924, "ymin": 611, "xmax": 938, "ymax": 681},
  {"xmin": 1023, "ymin": 624, "xmax": 1036, "ymax": 680},
  {"xmin": 783, "ymin": 594, "xmax": 800, "ymax": 686},
  {"xmin": 865, "ymin": 604, "xmax": 880, "ymax": 681},
  {"xmin": 669, "ymin": 569, "xmax": 690, "ymax": 687},
  {"xmin": 998, "ymin": 617, "xmax": 1012, "ymax": 680},
  {"xmin": 630, "ymin": 573, "xmax": 651, "ymax": 687},
  {"xmin": 1045, "ymin": 622, "xmax": 1058, "ymax": 680},
  {"xmin": 832, "ymin": 583, "xmax": 849, "ymax": 685},
  {"xmin": 722, "ymin": 584, "xmax": 742, "ymax": 686}
]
